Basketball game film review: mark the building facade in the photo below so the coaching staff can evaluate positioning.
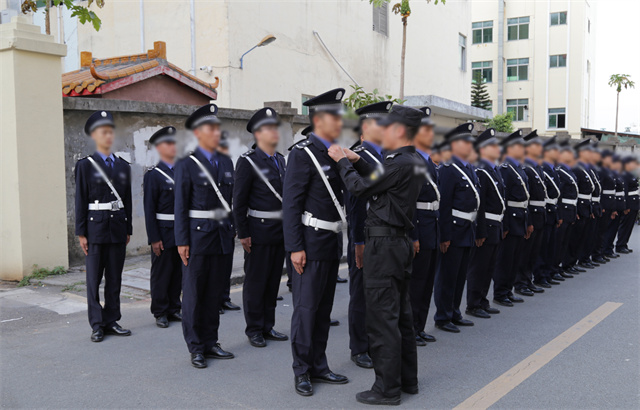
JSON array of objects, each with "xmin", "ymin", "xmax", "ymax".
[{"xmin": 470, "ymin": 0, "xmax": 596, "ymax": 138}]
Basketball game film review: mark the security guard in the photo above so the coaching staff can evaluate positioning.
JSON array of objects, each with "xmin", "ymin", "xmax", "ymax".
[
  {"xmin": 436, "ymin": 140, "xmax": 452, "ymax": 165},
  {"xmin": 433, "ymin": 123, "xmax": 478, "ymax": 332},
  {"xmin": 595, "ymin": 150, "xmax": 618, "ymax": 262},
  {"xmin": 515, "ymin": 130, "xmax": 546, "ymax": 294},
  {"xmin": 233, "ymin": 107, "xmax": 289, "ymax": 348},
  {"xmin": 75, "ymin": 110, "xmax": 132, "ymax": 342},
  {"xmin": 539, "ymin": 136, "xmax": 564, "ymax": 284},
  {"xmin": 466, "ymin": 128, "xmax": 504, "ymax": 319},
  {"xmin": 602, "ymin": 155, "xmax": 625, "ymax": 257},
  {"xmin": 587, "ymin": 144, "xmax": 606, "ymax": 264},
  {"xmin": 283, "ymin": 88, "xmax": 349, "ymax": 396},
  {"xmin": 493, "ymin": 130, "xmax": 529, "ymax": 307},
  {"xmin": 569, "ymin": 139, "xmax": 596, "ymax": 270},
  {"xmin": 327, "ymin": 104, "xmax": 426, "ymax": 406},
  {"xmin": 175, "ymin": 103, "xmax": 235, "ymax": 369},
  {"xmin": 345, "ymin": 101, "xmax": 392, "ymax": 368},
  {"xmin": 409, "ymin": 106, "xmax": 439, "ymax": 344},
  {"xmin": 555, "ymin": 140, "xmax": 579, "ymax": 276},
  {"xmin": 616, "ymin": 156, "xmax": 639, "ymax": 253},
  {"xmin": 143, "ymin": 126, "xmax": 182, "ymax": 328}
]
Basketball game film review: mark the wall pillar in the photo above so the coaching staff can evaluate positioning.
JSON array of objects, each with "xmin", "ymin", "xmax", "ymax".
[{"xmin": 1, "ymin": 16, "xmax": 68, "ymax": 280}]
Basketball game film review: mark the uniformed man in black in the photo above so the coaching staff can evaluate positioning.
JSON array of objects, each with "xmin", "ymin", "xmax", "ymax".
[
  {"xmin": 515, "ymin": 130, "xmax": 546, "ymax": 294},
  {"xmin": 326, "ymin": 104, "xmax": 425, "ymax": 406},
  {"xmin": 595, "ymin": 150, "xmax": 618, "ymax": 262},
  {"xmin": 569, "ymin": 139, "xmax": 596, "ymax": 270},
  {"xmin": 409, "ymin": 106, "xmax": 439, "ymax": 344},
  {"xmin": 584, "ymin": 142, "xmax": 603, "ymax": 266},
  {"xmin": 493, "ymin": 130, "xmax": 529, "ymax": 306},
  {"xmin": 283, "ymin": 88, "xmax": 349, "ymax": 396},
  {"xmin": 233, "ymin": 107, "xmax": 289, "ymax": 348},
  {"xmin": 175, "ymin": 103, "xmax": 235, "ymax": 368},
  {"xmin": 433, "ymin": 123, "xmax": 479, "ymax": 332},
  {"xmin": 616, "ymin": 156, "xmax": 639, "ymax": 253},
  {"xmin": 143, "ymin": 126, "xmax": 182, "ymax": 328},
  {"xmin": 466, "ymin": 128, "xmax": 504, "ymax": 319},
  {"xmin": 602, "ymin": 155, "xmax": 625, "ymax": 258},
  {"xmin": 75, "ymin": 110, "xmax": 132, "ymax": 342},
  {"xmin": 555, "ymin": 140, "xmax": 580, "ymax": 277},
  {"xmin": 345, "ymin": 101, "xmax": 392, "ymax": 368},
  {"xmin": 539, "ymin": 136, "xmax": 564, "ymax": 284}
]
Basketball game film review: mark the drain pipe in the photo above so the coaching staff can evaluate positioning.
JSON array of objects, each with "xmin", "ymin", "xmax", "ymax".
[
  {"xmin": 313, "ymin": 30, "xmax": 360, "ymax": 87},
  {"xmin": 190, "ymin": 0, "xmax": 196, "ymax": 73},
  {"xmin": 139, "ymin": 0, "xmax": 145, "ymax": 52},
  {"xmin": 497, "ymin": 0, "xmax": 505, "ymax": 114}
]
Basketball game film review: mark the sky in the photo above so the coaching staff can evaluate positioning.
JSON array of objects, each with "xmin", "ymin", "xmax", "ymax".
[{"xmin": 592, "ymin": 0, "xmax": 640, "ymax": 134}]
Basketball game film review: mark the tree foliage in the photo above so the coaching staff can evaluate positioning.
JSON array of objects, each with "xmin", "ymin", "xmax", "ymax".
[
  {"xmin": 21, "ymin": 0, "xmax": 105, "ymax": 31},
  {"xmin": 484, "ymin": 112, "xmax": 514, "ymax": 133},
  {"xmin": 343, "ymin": 85, "xmax": 405, "ymax": 112},
  {"xmin": 608, "ymin": 74, "xmax": 635, "ymax": 93},
  {"xmin": 471, "ymin": 72, "xmax": 491, "ymax": 111}
]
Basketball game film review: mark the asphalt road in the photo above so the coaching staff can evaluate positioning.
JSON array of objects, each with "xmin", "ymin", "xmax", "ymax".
[{"xmin": 1, "ymin": 231, "xmax": 639, "ymax": 409}]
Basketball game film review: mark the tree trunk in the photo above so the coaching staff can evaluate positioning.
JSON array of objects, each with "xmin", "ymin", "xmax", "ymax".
[
  {"xmin": 400, "ymin": 15, "xmax": 407, "ymax": 100},
  {"xmin": 614, "ymin": 91, "xmax": 620, "ymax": 137},
  {"xmin": 45, "ymin": 4, "xmax": 50, "ymax": 35}
]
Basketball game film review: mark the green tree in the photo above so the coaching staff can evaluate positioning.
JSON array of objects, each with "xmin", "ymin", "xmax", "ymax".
[
  {"xmin": 608, "ymin": 74, "xmax": 635, "ymax": 136},
  {"xmin": 21, "ymin": 0, "xmax": 105, "ymax": 34},
  {"xmin": 484, "ymin": 112, "xmax": 513, "ymax": 133},
  {"xmin": 471, "ymin": 72, "xmax": 491, "ymax": 111},
  {"xmin": 343, "ymin": 85, "xmax": 405, "ymax": 113},
  {"xmin": 370, "ymin": 0, "xmax": 446, "ymax": 99}
]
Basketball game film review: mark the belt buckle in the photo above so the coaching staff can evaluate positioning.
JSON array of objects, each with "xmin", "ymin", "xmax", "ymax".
[
  {"xmin": 110, "ymin": 200, "xmax": 121, "ymax": 211},
  {"xmin": 336, "ymin": 221, "xmax": 345, "ymax": 232}
]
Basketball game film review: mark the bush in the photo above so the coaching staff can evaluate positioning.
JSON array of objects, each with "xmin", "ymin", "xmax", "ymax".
[{"xmin": 485, "ymin": 111, "xmax": 514, "ymax": 133}]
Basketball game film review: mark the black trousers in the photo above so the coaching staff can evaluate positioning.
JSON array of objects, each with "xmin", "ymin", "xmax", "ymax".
[
  {"xmin": 580, "ymin": 216, "xmax": 598, "ymax": 263},
  {"xmin": 494, "ymin": 234, "xmax": 524, "ymax": 299},
  {"xmin": 538, "ymin": 223, "xmax": 557, "ymax": 281},
  {"xmin": 243, "ymin": 243, "xmax": 285, "ymax": 337},
  {"xmin": 466, "ymin": 242, "xmax": 499, "ymax": 310},
  {"xmin": 594, "ymin": 211, "xmax": 612, "ymax": 258},
  {"xmin": 515, "ymin": 228, "xmax": 543, "ymax": 289},
  {"xmin": 221, "ymin": 242, "xmax": 235, "ymax": 305},
  {"xmin": 434, "ymin": 245, "xmax": 471, "ymax": 325},
  {"xmin": 364, "ymin": 235, "xmax": 417, "ymax": 398},
  {"xmin": 603, "ymin": 215, "xmax": 621, "ymax": 255},
  {"xmin": 556, "ymin": 221, "xmax": 574, "ymax": 269},
  {"xmin": 150, "ymin": 246, "xmax": 182, "ymax": 318},
  {"xmin": 409, "ymin": 246, "xmax": 437, "ymax": 333},
  {"xmin": 616, "ymin": 211, "xmax": 637, "ymax": 250},
  {"xmin": 290, "ymin": 258, "xmax": 339, "ymax": 377},
  {"xmin": 569, "ymin": 217, "xmax": 589, "ymax": 266},
  {"xmin": 86, "ymin": 243, "xmax": 126, "ymax": 331},
  {"xmin": 181, "ymin": 253, "xmax": 231, "ymax": 354},
  {"xmin": 347, "ymin": 241, "xmax": 368, "ymax": 356}
]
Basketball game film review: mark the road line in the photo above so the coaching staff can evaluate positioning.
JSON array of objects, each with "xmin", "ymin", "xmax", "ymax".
[{"xmin": 454, "ymin": 301, "xmax": 623, "ymax": 410}]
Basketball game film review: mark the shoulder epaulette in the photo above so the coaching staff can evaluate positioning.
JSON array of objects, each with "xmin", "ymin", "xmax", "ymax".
[
  {"xmin": 276, "ymin": 151, "xmax": 284, "ymax": 158},
  {"xmin": 295, "ymin": 139, "xmax": 313, "ymax": 149},
  {"xmin": 442, "ymin": 161, "xmax": 452, "ymax": 167},
  {"xmin": 116, "ymin": 155, "xmax": 130, "ymax": 164},
  {"xmin": 386, "ymin": 152, "xmax": 400, "ymax": 160},
  {"xmin": 353, "ymin": 146, "xmax": 365, "ymax": 153},
  {"xmin": 241, "ymin": 149, "xmax": 255, "ymax": 158},
  {"xmin": 500, "ymin": 163, "xmax": 508, "ymax": 168}
]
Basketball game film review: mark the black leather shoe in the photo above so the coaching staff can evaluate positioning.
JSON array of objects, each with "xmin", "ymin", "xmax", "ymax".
[
  {"xmin": 617, "ymin": 248, "xmax": 631, "ymax": 254},
  {"xmin": 356, "ymin": 390, "xmax": 401, "ymax": 406},
  {"xmin": 191, "ymin": 353, "xmax": 207, "ymax": 368},
  {"xmin": 312, "ymin": 371, "xmax": 348, "ymax": 384},
  {"xmin": 91, "ymin": 328, "xmax": 104, "ymax": 342},
  {"xmin": 435, "ymin": 322, "xmax": 460, "ymax": 333},
  {"xmin": 415, "ymin": 335, "xmax": 427, "ymax": 346},
  {"xmin": 570, "ymin": 266, "xmax": 586, "ymax": 273},
  {"xmin": 466, "ymin": 308, "xmax": 490, "ymax": 319},
  {"xmin": 552, "ymin": 273, "xmax": 565, "ymax": 281},
  {"xmin": 593, "ymin": 257, "xmax": 607, "ymax": 264},
  {"xmin": 105, "ymin": 323, "xmax": 131, "ymax": 336},
  {"xmin": 534, "ymin": 281, "xmax": 552, "ymax": 289},
  {"xmin": 509, "ymin": 295, "xmax": 525, "ymax": 303},
  {"xmin": 276, "ymin": 295, "xmax": 284, "ymax": 301},
  {"xmin": 547, "ymin": 278, "xmax": 560, "ymax": 285},
  {"xmin": 452, "ymin": 318, "xmax": 474, "ymax": 326},
  {"xmin": 295, "ymin": 374, "xmax": 313, "ymax": 396},
  {"xmin": 205, "ymin": 343, "xmax": 234, "ymax": 359},
  {"xmin": 605, "ymin": 253, "xmax": 620, "ymax": 258},
  {"xmin": 222, "ymin": 301, "xmax": 241, "ymax": 311},
  {"xmin": 560, "ymin": 271, "xmax": 574, "ymax": 278},
  {"xmin": 330, "ymin": 319, "xmax": 340, "ymax": 326},
  {"xmin": 484, "ymin": 306, "xmax": 500, "ymax": 314},
  {"xmin": 528, "ymin": 285, "xmax": 545, "ymax": 293},
  {"xmin": 351, "ymin": 353, "xmax": 374, "ymax": 369},
  {"xmin": 418, "ymin": 331, "xmax": 436, "ymax": 342},
  {"xmin": 249, "ymin": 334, "xmax": 266, "ymax": 348},
  {"xmin": 156, "ymin": 315, "xmax": 169, "ymax": 328},
  {"xmin": 263, "ymin": 328, "xmax": 288, "ymax": 341},
  {"xmin": 577, "ymin": 262, "xmax": 594, "ymax": 269},
  {"xmin": 336, "ymin": 276, "xmax": 348, "ymax": 283},
  {"xmin": 168, "ymin": 312, "xmax": 182, "ymax": 321},
  {"xmin": 493, "ymin": 298, "xmax": 513, "ymax": 307},
  {"xmin": 401, "ymin": 385, "xmax": 419, "ymax": 395},
  {"xmin": 219, "ymin": 308, "xmax": 225, "ymax": 315},
  {"xmin": 516, "ymin": 288, "xmax": 534, "ymax": 297},
  {"xmin": 589, "ymin": 261, "xmax": 600, "ymax": 267}
]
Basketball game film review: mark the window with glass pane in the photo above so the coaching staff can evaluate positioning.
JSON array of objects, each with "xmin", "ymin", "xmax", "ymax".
[
  {"xmin": 548, "ymin": 108, "xmax": 566, "ymax": 129},
  {"xmin": 507, "ymin": 58, "xmax": 529, "ymax": 81},
  {"xmin": 550, "ymin": 54, "xmax": 567, "ymax": 68},
  {"xmin": 459, "ymin": 34, "xmax": 467, "ymax": 71},
  {"xmin": 472, "ymin": 21, "xmax": 493, "ymax": 44},
  {"xmin": 507, "ymin": 16, "xmax": 529, "ymax": 40},
  {"xmin": 472, "ymin": 61, "xmax": 493, "ymax": 83},
  {"xmin": 506, "ymin": 99, "xmax": 529, "ymax": 121},
  {"xmin": 550, "ymin": 11, "xmax": 567, "ymax": 26}
]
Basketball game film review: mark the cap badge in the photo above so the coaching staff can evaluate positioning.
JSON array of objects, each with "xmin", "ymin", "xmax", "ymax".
[
  {"xmin": 386, "ymin": 103, "xmax": 392, "ymax": 110},
  {"xmin": 210, "ymin": 106, "xmax": 215, "ymax": 113},
  {"xmin": 266, "ymin": 109, "xmax": 272, "ymax": 116},
  {"xmin": 426, "ymin": 108, "xmax": 431, "ymax": 116},
  {"xmin": 490, "ymin": 129, "xmax": 495, "ymax": 136},
  {"xmin": 468, "ymin": 124, "xmax": 472, "ymax": 131},
  {"xmin": 101, "ymin": 111, "xmax": 107, "ymax": 117},
  {"xmin": 169, "ymin": 128, "xmax": 174, "ymax": 134},
  {"xmin": 336, "ymin": 91, "xmax": 343, "ymax": 100},
  {"xmin": 519, "ymin": 130, "xmax": 523, "ymax": 136}
]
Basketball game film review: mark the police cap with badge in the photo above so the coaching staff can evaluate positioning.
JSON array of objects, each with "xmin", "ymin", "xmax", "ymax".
[
  {"xmin": 574, "ymin": 138, "xmax": 593, "ymax": 152},
  {"xmin": 303, "ymin": 88, "xmax": 345, "ymax": 116},
  {"xmin": 443, "ymin": 122, "xmax": 475, "ymax": 143},
  {"xmin": 474, "ymin": 127, "xmax": 498, "ymax": 149},
  {"xmin": 523, "ymin": 129, "xmax": 543, "ymax": 145},
  {"xmin": 418, "ymin": 106, "xmax": 435, "ymax": 126},
  {"xmin": 377, "ymin": 104, "xmax": 425, "ymax": 128},
  {"xmin": 353, "ymin": 101, "xmax": 393, "ymax": 134},
  {"xmin": 432, "ymin": 140, "xmax": 451, "ymax": 154},
  {"xmin": 247, "ymin": 107, "xmax": 281, "ymax": 133},
  {"xmin": 558, "ymin": 138, "xmax": 575, "ymax": 153},
  {"xmin": 501, "ymin": 129, "xmax": 525, "ymax": 147},
  {"xmin": 185, "ymin": 103, "xmax": 220, "ymax": 130},
  {"xmin": 149, "ymin": 126, "xmax": 177, "ymax": 146},
  {"xmin": 85, "ymin": 110, "xmax": 115, "ymax": 135},
  {"xmin": 543, "ymin": 135, "xmax": 560, "ymax": 151}
]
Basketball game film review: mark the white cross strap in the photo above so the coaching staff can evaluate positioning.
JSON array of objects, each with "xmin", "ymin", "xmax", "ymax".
[
  {"xmin": 363, "ymin": 150, "xmax": 382, "ymax": 166},
  {"xmin": 578, "ymin": 166, "xmax": 595, "ymax": 193},
  {"xmin": 189, "ymin": 155, "xmax": 231, "ymax": 213},
  {"xmin": 154, "ymin": 167, "xmax": 174, "ymax": 184},
  {"xmin": 506, "ymin": 163, "xmax": 530, "ymax": 201},
  {"xmin": 543, "ymin": 171, "xmax": 561, "ymax": 198},
  {"xmin": 86, "ymin": 156, "xmax": 124, "ymax": 210},
  {"xmin": 303, "ymin": 147, "xmax": 347, "ymax": 224},
  {"xmin": 476, "ymin": 167, "xmax": 505, "ymax": 214},
  {"xmin": 244, "ymin": 155, "xmax": 283, "ymax": 202},
  {"xmin": 451, "ymin": 163, "xmax": 480, "ymax": 211}
]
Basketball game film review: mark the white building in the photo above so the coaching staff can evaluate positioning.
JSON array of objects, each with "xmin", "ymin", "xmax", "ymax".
[{"xmin": 469, "ymin": 0, "xmax": 596, "ymax": 138}]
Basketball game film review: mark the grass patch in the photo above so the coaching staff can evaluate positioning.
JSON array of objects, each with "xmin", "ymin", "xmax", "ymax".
[
  {"xmin": 18, "ymin": 265, "xmax": 67, "ymax": 287},
  {"xmin": 61, "ymin": 281, "xmax": 85, "ymax": 293}
]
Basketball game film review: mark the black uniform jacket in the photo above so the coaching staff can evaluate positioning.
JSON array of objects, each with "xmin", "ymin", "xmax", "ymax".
[
  {"xmin": 523, "ymin": 158, "xmax": 547, "ymax": 230},
  {"xmin": 410, "ymin": 152, "xmax": 440, "ymax": 250},
  {"xmin": 439, "ymin": 156, "xmax": 480, "ymax": 247},
  {"xmin": 599, "ymin": 167, "xmax": 617, "ymax": 211},
  {"xmin": 474, "ymin": 159, "xmax": 505, "ymax": 245},
  {"xmin": 588, "ymin": 165, "xmax": 602, "ymax": 217},
  {"xmin": 542, "ymin": 161, "xmax": 560, "ymax": 226},
  {"xmin": 556, "ymin": 163, "xmax": 578, "ymax": 224},
  {"xmin": 573, "ymin": 162, "xmax": 595, "ymax": 219},
  {"xmin": 143, "ymin": 161, "xmax": 176, "ymax": 248},
  {"xmin": 623, "ymin": 171, "xmax": 639, "ymax": 211},
  {"xmin": 499, "ymin": 157, "xmax": 529, "ymax": 237},
  {"xmin": 75, "ymin": 152, "xmax": 132, "ymax": 244},
  {"xmin": 615, "ymin": 172, "xmax": 626, "ymax": 212}
]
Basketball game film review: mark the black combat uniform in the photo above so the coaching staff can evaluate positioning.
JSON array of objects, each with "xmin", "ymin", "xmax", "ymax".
[{"xmin": 616, "ymin": 157, "xmax": 639, "ymax": 252}]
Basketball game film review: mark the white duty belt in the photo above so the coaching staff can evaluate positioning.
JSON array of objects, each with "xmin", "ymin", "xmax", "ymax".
[
  {"xmin": 546, "ymin": 198, "xmax": 558, "ymax": 205},
  {"xmin": 616, "ymin": 191, "xmax": 625, "ymax": 197},
  {"xmin": 248, "ymin": 209, "xmax": 283, "ymax": 220},
  {"xmin": 452, "ymin": 209, "xmax": 477, "ymax": 222},
  {"xmin": 189, "ymin": 209, "xmax": 229, "ymax": 220},
  {"xmin": 529, "ymin": 200, "xmax": 546, "ymax": 207},
  {"xmin": 592, "ymin": 196, "xmax": 601, "ymax": 203},
  {"xmin": 416, "ymin": 201, "xmax": 439, "ymax": 211},
  {"xmin": 86, "ymin": 156, "xmax": 124, "ymax": 211},
  {"xmin": 485, "ymin": 212, "xmax": 504, "ymax": 222},
  {"xmin": 507, "ymin": 200, "xmax": 528, "ymax": 209},
  {"xmin": 578, "ymin": 194, "xmax": 592, "ymax": 200},
  {"xmin": 629, "ymin": 189, "xmax": 640, "ymax": 196},
  {"xmin": 156, "ymin": 213, "xmax": 174, "ymax": 221},
  {"xmin": 602, "ymin": 189, "xmax": 616, "ymax": 195},
  {"xmin": 562, "ymin": 198, "xmax": 578, "ymax": 206},
  {"xmin": 301, "ymin": 211, "xmax": 344, "ymax": 233}
]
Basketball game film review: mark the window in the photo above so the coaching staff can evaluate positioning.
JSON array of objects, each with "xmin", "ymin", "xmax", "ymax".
[
  {"xmin": 507, "ymin": 99, "xmax": 529, "ymax": 121},
  {"xmin": 507, "ymin": 16, "xmax": 530, "ymax": 40},
  {"xmin": 372, "ymin": 2, "xmax": 388, "ymax": 36},
  {"xmin": 459, "ymin": 34, "xmax": 467, "ymax": 71},
  {"xmin": 472, "ymin": 21, "xmax": 493, "ymax": 44},
  {"xmin": 301, "ymin": 95, "xmax": 312, "ymax": 115},
  {"xmin": 550, "ymin": 11, "xmax": 567, "ymax": 26},
  {"xmin": 507, "ymin": 58, "xmax": 529, "ymax": 81},
  {"xmin": 472, "ymin": 61, "xmax": 493, "ymax": 83},
  {"xmin": 549, "ymin": 54, "xmax": 567, "ymax": 68},
  {"xmin": 548, "ymin": 108, "xmax": 566, "ymax": 128}
]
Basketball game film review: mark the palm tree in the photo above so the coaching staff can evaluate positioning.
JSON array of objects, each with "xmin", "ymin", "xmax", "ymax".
[
  {"xmin": 370, "ymin": 0, "xmax": 445, "ymax": 99},
  {"xmin": 608, "ymin": 74, "xmax": 635, "ymax": 136}
]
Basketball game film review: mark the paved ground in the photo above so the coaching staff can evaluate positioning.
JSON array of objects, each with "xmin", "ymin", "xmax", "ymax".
[{"xmin": 1, "ymin": 231, "xmax": 639, "ymax": 409}]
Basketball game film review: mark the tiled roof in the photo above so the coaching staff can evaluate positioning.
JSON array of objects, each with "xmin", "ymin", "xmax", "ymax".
[{"xmin": 61, "ymin": 41, "xmax": 219, "ymax": 98}]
